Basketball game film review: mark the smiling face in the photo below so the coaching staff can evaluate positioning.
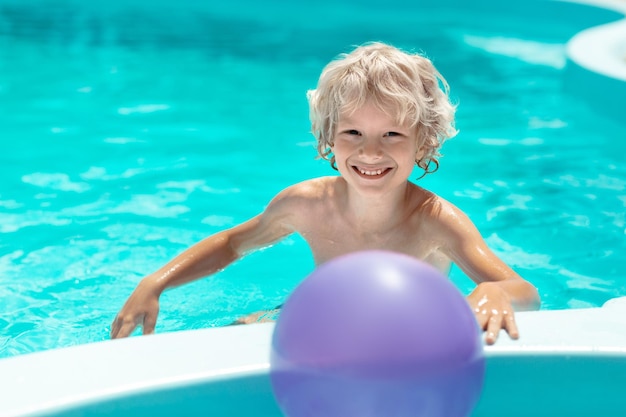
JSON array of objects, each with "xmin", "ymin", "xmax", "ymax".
[{"xmin": 331, "ymin": 101, "xmax": 424, "ymax": 197}]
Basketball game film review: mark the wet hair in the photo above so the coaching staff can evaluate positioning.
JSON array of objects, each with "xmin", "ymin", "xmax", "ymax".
[{"xmin": 307, "ymin": 42, "xmax": 458, "ymax": 174}]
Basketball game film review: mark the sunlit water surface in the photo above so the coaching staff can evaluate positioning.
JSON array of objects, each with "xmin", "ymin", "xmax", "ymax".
[{"xmin": 1, "ymin": 1, "xmax": 625, "ymax": 357}]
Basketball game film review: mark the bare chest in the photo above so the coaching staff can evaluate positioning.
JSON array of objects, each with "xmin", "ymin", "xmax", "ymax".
[{"xmin": 301, "ymin": 222, "xmax": 436, "ymax": 266}]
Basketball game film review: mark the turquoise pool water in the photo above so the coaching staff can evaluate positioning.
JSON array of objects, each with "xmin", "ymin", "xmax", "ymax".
[{"xmin": 1, "ymin": 0, "xmax": 625, "ymax": 358}]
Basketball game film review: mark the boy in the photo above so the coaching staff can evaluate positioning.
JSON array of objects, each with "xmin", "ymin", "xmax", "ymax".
[{"xmin": 111, "ymin": 42, "xmax": 540, "ymax": 345}]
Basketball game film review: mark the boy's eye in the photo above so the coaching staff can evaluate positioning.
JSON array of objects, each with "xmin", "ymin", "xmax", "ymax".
[
  {"xmin": 385, "ymin": 131, "xmax": 401, "ymax": 137},
  {"xmin": 347, "ymin": 129, "xmax": 360, "ymax": 135}
]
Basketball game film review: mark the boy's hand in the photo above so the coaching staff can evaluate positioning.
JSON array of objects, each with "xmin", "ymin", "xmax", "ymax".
[
  {"xmin": 466, "ymin": 282, "xmax": 519, "ymax": 345},
  {"xmin": 110, "ymin": 279, "xmax": 161, "ymax": 339}
]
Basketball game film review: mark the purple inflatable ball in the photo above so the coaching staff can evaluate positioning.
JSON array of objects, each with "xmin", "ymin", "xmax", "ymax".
[{"xmin": 270, "ymin": 250, "xmax": 485, "ymax": 417}]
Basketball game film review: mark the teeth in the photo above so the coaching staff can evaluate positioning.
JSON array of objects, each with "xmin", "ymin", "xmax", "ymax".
[{"xmin": 359, "ymin": 168, "xmax": 383, "ymax": 176}]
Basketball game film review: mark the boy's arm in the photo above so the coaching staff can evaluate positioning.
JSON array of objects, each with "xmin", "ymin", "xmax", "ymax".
[
  {"xmin": 433, "ymin": 201, "xmax": 540, "ymax": 344},
  {"xmin": 110, "ymin": 191, "xmax": 297, "ymax": 339}
]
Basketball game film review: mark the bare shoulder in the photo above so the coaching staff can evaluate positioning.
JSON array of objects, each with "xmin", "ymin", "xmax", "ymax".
[
  {"xmin": 262, "ymin": 176, "xmax": 339, "ymax": 228},
  {"xmin": 408, "ymin": 184, "xmax": 474, "ymax": 233},
  {"xmin": 269, "ymin": 176, "xmax": 338, "ymax": 207}
]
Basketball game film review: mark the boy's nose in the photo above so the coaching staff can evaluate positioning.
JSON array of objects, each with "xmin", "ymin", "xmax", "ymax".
[{"xmin": 359, "ymin": 137, "xmax": 383, "ymax": 159}]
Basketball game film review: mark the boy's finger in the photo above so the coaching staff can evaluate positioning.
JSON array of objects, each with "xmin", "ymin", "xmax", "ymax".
[
  {"xmin": 110, "ymin": 318, "xmax": 120, "ymax": 338},
  {"xmin": 485, "ymin": 314, "xmax": 502, "ymax": 345},
  {"xmin": 503, "ymin": 310, "xmax": 519, "ymax": 340},
  {"xmin": 473, "ymin": 307, "xmax": 489, "ymax": 330},
  {"xmin": 113, "ymin": 322, "xmax": 136, "ymax": 339},
  {"xmin": 142, "ymin": 314, "xmax": 157, "ymax": 335}
]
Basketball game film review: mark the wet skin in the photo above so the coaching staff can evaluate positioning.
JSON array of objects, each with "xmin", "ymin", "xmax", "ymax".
[{"xmin": 111, "ymin": 102, "xmax": 540, "ymax": 344}]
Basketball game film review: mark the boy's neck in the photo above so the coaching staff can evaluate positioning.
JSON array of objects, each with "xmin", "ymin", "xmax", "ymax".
[{"xmin": 341, "ymin": 181, "xmax": 412, "ymax": 233}]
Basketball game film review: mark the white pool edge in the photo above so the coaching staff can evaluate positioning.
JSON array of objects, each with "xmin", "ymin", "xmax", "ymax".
[
  {"xmin": 1, "ymin": 297, "xmax": 626, "ymax": 417},
  {"xmin": 561, "ymin": 0, "xmax": 626, "ymax": 123},
  {"xmin": 565, "ymin": 0, "xmax": 626, "ymax": 81}
]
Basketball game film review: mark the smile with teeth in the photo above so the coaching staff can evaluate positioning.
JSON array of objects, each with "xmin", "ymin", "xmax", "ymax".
[
  {"xmin": 353, "ymin": 166, "xmax": 390, "ymax": 177},
  {"xmin": 360, "ymin": 168, "xmax": 383, "ymax": 175}
]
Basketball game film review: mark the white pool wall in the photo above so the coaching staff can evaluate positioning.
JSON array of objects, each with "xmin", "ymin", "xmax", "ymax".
[{"xmin": 1, "ymin": 298, "xmax": 626, "ymax": 417}]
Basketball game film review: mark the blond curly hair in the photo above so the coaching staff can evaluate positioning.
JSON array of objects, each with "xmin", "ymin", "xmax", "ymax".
[{"xmin": 307, "ymin": 42, "xmax": 458, "ymax": 174}]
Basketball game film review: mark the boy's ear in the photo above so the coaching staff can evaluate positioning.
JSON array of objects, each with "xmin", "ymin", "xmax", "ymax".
[{"xmin": 415, "ymin": 146, "xmax": 426, "ymax": 162}]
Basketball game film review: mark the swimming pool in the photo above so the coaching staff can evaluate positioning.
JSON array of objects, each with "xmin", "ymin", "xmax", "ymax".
[
  {"xmin": 1, "ymin": 0, "xmax": 625, "ymax": 359},
  {"xmin": 1, "ymin": 0, "xmax": 626, "ymax": 415},
  {"xmin": 1, "ymin": 0, "xmax": 626, "ymax": 372}
]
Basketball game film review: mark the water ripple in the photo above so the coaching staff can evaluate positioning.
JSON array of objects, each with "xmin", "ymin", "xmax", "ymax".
[{"xmin": 22, "ymin": 172, "xmax": 90, "ymax": 192}]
